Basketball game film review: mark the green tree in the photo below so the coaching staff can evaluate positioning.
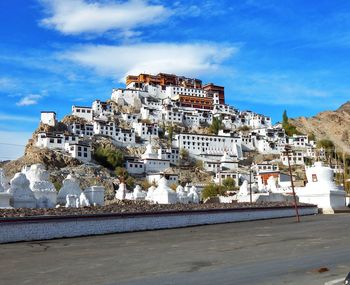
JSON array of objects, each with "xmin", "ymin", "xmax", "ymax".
[
  {"xmin": 125, "ymin": 176, "xmax": 135, "ymax": 189},
  {"xmin": 167, "ymin": 124, "xmax": 174, "ymax": 145},
  {"xmin": 209, "ymin": 117, "xmax": 223, "ymax": 135},
  {"xmin": 281, "ymin": 110, "xmax": 302, "ymax": 137},
  {"xmin": 222, "ymin": 177, "xmax": 236, "ymax": 191},
  {"xmin": 115, "ymin": 167, "xmax": 129, "ymax": 181},
  {"xmin": 317, "ymin": 139, "xmax": 335, "ymax": 162},
  {"xmin": 202, "ymin": 183, "xmax": 225, "ymax": 200},
  {"xmin": 308, "ymin": 132, "xmax": 316, "ymax": 142},
  {"xmin": 195, "ymin": 160, "xmax": 204, "ymax": 170},
  {"xmin": 180, "ymin": 148, "xmax": 189, "ymax": 162},
  {"xmin": 94, "ymin": 146, "xmax": 124, "ymax": 170}
]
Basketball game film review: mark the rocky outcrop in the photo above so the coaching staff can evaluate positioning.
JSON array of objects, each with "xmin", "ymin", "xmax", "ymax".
[
  {"xmin": 2, "ymin": 146, "xmax": 81, "ymax": 178},
  {"xmin": 290, "ymin": 101, "xmax": 350, "ymax": 152}
]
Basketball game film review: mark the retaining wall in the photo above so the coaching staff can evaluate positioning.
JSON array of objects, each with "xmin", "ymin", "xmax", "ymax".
[{"xmin": 0, "ymin": 206, "xmax": 317, "ymax": 243}]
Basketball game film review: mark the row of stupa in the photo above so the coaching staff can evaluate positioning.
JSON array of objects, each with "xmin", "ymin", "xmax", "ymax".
[
  {"xmin": 0, "ymin": 164, "xmax": 105, "ymax": 209},
  {"xmin": 0, "ymin": 164, "xmax": 200, "ymax": 209},
  {"xmin": 234, "ymin": 161, "xmax": 346, "ymax": 213}
]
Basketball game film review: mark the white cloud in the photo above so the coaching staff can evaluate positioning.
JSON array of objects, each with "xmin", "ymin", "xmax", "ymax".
[
  {"xmin": 40, "ymin": 0, "xmax": 170, "ymax": 37},
  {"xmin": 61, "ymin": 43, "xmax": 237, "ymax": 81},
  {"xmin": 16, "ymin": 94, "xmax": 43, "ymax": 106},
  {"xmin": 0, "ymin": 77, "xmax": 17, "ymax": 91},
  {"xmin": 228, "ymin": 72, "xmax": 334, "ymax": 106},
  {"xmin": 0, "ymin": 113, "xmax": 38, "ymax": 122}
]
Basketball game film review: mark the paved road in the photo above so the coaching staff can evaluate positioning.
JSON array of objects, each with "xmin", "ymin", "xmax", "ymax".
[{"xmin": 1, "ymin": 214, "xmax": 350, "ymax": 285}]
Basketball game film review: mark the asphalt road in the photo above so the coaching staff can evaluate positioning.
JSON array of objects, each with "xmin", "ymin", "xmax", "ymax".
[{"xmin": 1, "ymin": 214, "xmax": 350, "ymax": 285}]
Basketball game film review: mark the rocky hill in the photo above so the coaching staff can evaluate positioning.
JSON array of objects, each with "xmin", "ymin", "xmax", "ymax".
[{"xmin": 290, "ymin": 101, "xmax": 350, "ymax": 153}]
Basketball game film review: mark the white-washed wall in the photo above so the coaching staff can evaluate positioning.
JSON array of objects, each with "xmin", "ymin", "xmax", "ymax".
[{"xmin": 0, "ymin": 206, "xmax": 317, "ymax": 243}]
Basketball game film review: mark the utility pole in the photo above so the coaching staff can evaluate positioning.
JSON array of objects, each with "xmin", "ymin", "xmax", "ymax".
[
  {"xmin": 343, "ymin": 151, "xmax": 347, "ymax": 193},
  {"xmin": 283, "ymin": 145, "xmax": 300, "ymax": 223},
  {"xmin": 249, "ymin": 166, "xmax": 253, "ymax": 204}
]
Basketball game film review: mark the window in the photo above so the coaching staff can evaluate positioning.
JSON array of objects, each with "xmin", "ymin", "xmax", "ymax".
[
  {"xmin": 50, "ymin": 138, "xmax": 54, "ymax": 143},
  {"xmin": 78, "ymin": 152, "xmax": 82, "ymax": 157}
]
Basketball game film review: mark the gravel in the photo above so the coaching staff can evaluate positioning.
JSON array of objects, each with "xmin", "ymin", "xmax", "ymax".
[{"xmin": 0, "ymin": 200, "xmax": 314, "ymax": 218}]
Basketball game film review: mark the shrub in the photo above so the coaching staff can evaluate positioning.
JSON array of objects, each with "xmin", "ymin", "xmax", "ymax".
[
  {"xmin": 202, "ymin": 183, "xmax": 225, "ymax": 200},
  {"xmin": 222, "ymin": 177, "xmax": 236, "ymax": 191},
  {"xmin": 93, "ymin": 146, "xmax": 124, "ymax": 170}
]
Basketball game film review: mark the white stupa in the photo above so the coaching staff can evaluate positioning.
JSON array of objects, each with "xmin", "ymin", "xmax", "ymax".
[
  {"xmin": 296, "ymin": 162, "xmax": 346, "ymax": 213},
  {"xmin": 57, "ymin": 174, "xmax": 82, "ymax": 204},
  {"xmin": 115, "ymin": 182, "xmax": 127, "ymax": 200},
  {"xmin": 0, "ymin": 177, "xmax": 11, "ymax": 209},
  {"xmin": 132, "ymin": 185, "xmax": 147, "ymax": 200},
  {"xmin": 176, "ymin": 185, "xmax": 189, "ymax": 204},
  {"xmin": 0, "ymin": 168, "xmax": 9, "ymax": 191},
  {"xmin": 187, "ymin": 186, "xmax": 200, "ymax": 204},
  {"xmin": 141, "ymin": 143, "xmax": 157, "ymax": 160},
  {"xmin": 266, "ymin": 176, "xmax": 278, "ymax": 193},
  {"xmin": 84, "ymin": 186, "xmax": 105, "ymax": 206},
  {"xmin": 152, "ymin": 177, "xmax": 177, "ymax": 204},
  {"xmin": 145, "ymin": 185, "xmax": 156, "ymax": 202},
  {"xmin": 8, "ymin": 173, "xmax": 37, "ymax": 208},
  {"xmin": 22, "ymin": 164, "xmax": 57, "ymax": 208}
]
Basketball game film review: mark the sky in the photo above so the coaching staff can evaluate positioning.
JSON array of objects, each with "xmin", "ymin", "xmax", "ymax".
[{"xmin": 1, "ymin": 0, "xmax": 350, "ymax": 160}]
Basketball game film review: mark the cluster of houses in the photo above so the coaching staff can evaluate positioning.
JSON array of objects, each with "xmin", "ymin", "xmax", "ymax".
[{"xmin": 35, "ymin": 72, "xmax": 328, "ymax": 187}]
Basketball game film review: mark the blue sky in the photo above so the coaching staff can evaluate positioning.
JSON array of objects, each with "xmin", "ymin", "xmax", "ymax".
[{"xmin": 1, "ymin": 0, "xmax": 350, "ymax": 159}]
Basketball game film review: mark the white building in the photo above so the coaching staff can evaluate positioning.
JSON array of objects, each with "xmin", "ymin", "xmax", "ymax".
[
  {"xmin": 36, "ymin": 132, "xmax": 66, "ymax": 149},
  {"xmin": 126, "ymin": 144, "xmax": 170, "ymax": 175},
  {"xmin": 92, "ymin": 100, "xmax": 112, "ymax": 116},
  {"xmin": 132, "ymin": 122, "xmax": 159, "ymax": 141},
  {"xmin": 65, "ymin": 143, "xmax": 92, "ymax": 162},
  {"xmin": 147, "ymin": 173, "xmax": 179, "ymax": 185},
  {"xmin": 40, "ymin": 111, "xmax": 56, "ymax": 127},
  {"xmin": 35, "ymin": 132, "xmax": 91, "ymax": 162},
  {"xmin": 281, "ymin": 149, "xmax": 305, "ymax": 166},
  {"xmin": 166, "ymin": 85, "xmax": 206, "ymax": 99},
  {"xmin": 214, "ymin": 171, "xmax": 239, "ymax": 187},
  {"xmin": 288, "ymin": 135, "xmax": 309, "ymax": 148},
  {"xmin": 72, "ymin": 106, "xmax": 93, "ymax": 121},
  {"xmin": 93, "ymin": 120, "xmax": 135, "ymax": 144},
  {"xmin": 68, "ymin": 122, "xmax": 94, "ymax": 137},
  {"xmin": 121, "ymin": 113, "xmax": 141, "ymax": 124},
  {"xmin": 253, "ymin": 163, "xmax": 279, "ymax": 174},
  {"xmin": 174, "ymin": 133, "xmax": 243, "ymax": 158}
]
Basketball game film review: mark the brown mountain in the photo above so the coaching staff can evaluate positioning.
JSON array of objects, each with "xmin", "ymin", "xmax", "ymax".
[{"xmin": 290, "ymin": 101, "xmax": 350, "ymax": 152}]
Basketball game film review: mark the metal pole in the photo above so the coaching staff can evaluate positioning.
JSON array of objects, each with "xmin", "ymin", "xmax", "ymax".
[
  {"xmin": 286, "ymin": 147, "xmax": 300, "ymax": 223},
  {"xmin": 249, "ymin": 167, "xmax": 252, "ymax": 204},
  {"xmin": 343, "ymin": 151, "xmax": 347, "ymax": 194}
]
